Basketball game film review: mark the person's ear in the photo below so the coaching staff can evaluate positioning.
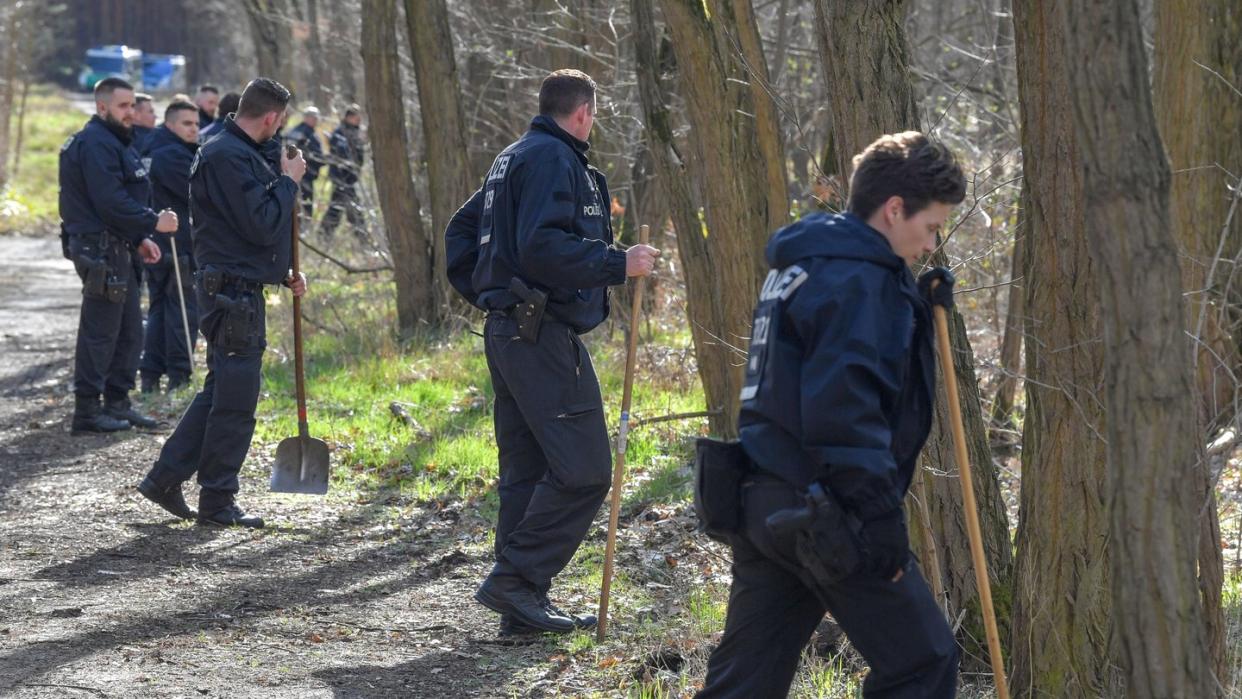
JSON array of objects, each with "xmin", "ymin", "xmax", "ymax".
[{"xmin": 885, "ymin": 196, "xmax": 903, "ymax": 226}]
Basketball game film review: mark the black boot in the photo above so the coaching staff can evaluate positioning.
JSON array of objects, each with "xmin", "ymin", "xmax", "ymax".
[
  {"xmin": 475, "ymin": 575, "xmax": 575, "ymax": 633},
  {"xmin": 137, "ymin": 476, "xmax": 196, "ymax": 520},
  {"xmin": 71, "ymin": 395, "xmax": 131, "ymax": 434},
  {"xmin": 165, "ymin": 374, "xmax": 190, "ymax": 393},
  {"xmin": 500, "ymin": 595, "xmax": 597, "ymax": 636},
  {"xmin": 104, "ymin": 396, "xmax": 160, "ymax": 429},
  {"xmin": 197, "ymin": 503, "xmax": 265, "ymax": 529},
  {"xmin": 140, "ymin": 374, "xmax": 161, "ymax": 394}
]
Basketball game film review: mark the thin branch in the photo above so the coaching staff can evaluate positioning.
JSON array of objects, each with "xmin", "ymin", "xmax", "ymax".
[{"xmin": 298, "ymin": 236, "xmax": 393, "ymax": 274}]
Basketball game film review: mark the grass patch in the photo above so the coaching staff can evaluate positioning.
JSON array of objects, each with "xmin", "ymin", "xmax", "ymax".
[{"xmin": 1, "ymin": 86, "xmax": 87, "ymax": 235}]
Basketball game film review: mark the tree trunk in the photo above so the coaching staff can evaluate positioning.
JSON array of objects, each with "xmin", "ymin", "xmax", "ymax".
[
  {"xmin": 360, "ymin": 0, "xmax": 435, "ymax": 336},
  {"xmin": 0, "ymin": 4, "xmax": 18, "ymax": 194},
  {"xmin": 657, "ymin": 0, "xmax": 790, "ymax": 439},
  {"xmin": 1152, "ymin": 0, "xmax": 1239, "ymax": 680},
  {"xmin": 1009, "ymin": 4, "xmax": 1115, "ymax": 693},
  {"xmin": 1063, "ymin": 1, "xmax": 1217, "ymax": 696},
  {"xmin": 404, "ymin": 0, "xmax": 474, "ymax": 321},
  {"xmin": 813, "ymin": 0, "xmax": 1014, "ymax": 663},
  {"xmin": 632, "ymin": 0, "xmax": 732, "ymax": 435},
  {"xmin": 243, "ymin": 0, "xmax": 295, "ymax": 90},
  {"xmin": 305, "ymin": 0, "xmax": 331, "ymax": 107},
  {"xmin": 988, "ymin": 198, "xmax": 1024, "ymax": 440}
]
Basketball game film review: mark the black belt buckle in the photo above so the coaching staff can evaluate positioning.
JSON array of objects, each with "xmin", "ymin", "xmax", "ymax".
[{"xmin": 508, "ymin": 278, "xmax": 547, "ymax": 343}]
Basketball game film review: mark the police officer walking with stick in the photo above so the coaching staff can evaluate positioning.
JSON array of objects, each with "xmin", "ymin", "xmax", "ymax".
[
  {"xmin": 59, "ymin": 77, "xmax": 178, "ymax": 434},
  {"xmin": 445, "ymin": 69, "xmax": 659, "ymax": 634},
  {"xmin": 137, "ymin": 78, "xmax": 307, "ymax": 528},
  {"xmin": 695, "ymin": 132, "xmax": 966, "ymax": 698}
]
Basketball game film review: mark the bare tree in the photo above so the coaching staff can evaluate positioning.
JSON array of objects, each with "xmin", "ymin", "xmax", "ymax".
[
  {"xmin": 242, "ymin": 0, "xmax": 295, "ymax": 89},
  {"xmin": 1009, "ymin": 2, "xmax": 1114, "ymax": 693},
  {"xmin": 1064, "ymin": 0, "xmax": 1217, "ymax": 695},
  {"xmin": 404, "ymin": 0, "xmax": 474, "ymax": 318},
  {"xmin": 360, "ymin": 0, "xmax": 435, "ymax": 336},
  {"xmin": 1152, "ymin": 0, "xmax": 1240, "ymax": 679},
  {"xmin": 653, "ymin": 0, "xmax": 790, "ymax": 438}
]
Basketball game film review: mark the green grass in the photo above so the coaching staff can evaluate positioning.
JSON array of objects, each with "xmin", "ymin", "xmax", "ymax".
[{"xmin": 1, "ymin": 86, "xmax": 86, "ymax": 234}]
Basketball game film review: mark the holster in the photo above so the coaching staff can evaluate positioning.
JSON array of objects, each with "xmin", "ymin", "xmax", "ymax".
[
  {"xmin": 693, "ymin": 438, "xmax": 751, "ymax": 542},
  {"xmin": 508, "ymin": 278, "xmax": 548, "ymax": 343},
  {"xmin": 81, "ymin": 257, "xmax": 109, "ymax": 298},
  {"xmin": 212, "ymin": 292, "xmax": 260, "ymax": 350},
  {"xmin": 198, "ymin": 269, "xmax": 225, "ymax": 296},
  {"xmin": 76, "ymin": 232, "xmax": 128, "ymax": 303},
  {"xmin": 766, "ymin": 481, "xmax": 862, "ymax": 588}
]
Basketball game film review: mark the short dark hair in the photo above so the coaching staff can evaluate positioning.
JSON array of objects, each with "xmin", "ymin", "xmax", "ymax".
[
  {"xmin": 236, "ymin": 78, "xmax": 290, "ymax": 119},
  {"xmin": 538, "ymin": 69, "xmax": 596, "ymax": 118},
  {"xmin": 847, "ymin": 131, "xmax": 966, "ymax": 220},
  {"xmin": 134, "ymin": 92, "xmax": 153, "ymax": 105},
  {"xmin": 94, "ymin": 77, "xmax": 133, "ymax": 101},
  {"xmin": 164, "ymin": 100, "xmax": 197, "ymax": 122},
  {"xmin": 198, "ymin": 84, "xmax": 219, "ymax": 95},
  {"xmin": 218, "ymin": 92, "xmax": 242, "ymax": 119}
]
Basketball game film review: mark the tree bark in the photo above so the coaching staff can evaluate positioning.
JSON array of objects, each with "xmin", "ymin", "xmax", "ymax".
[
  {"xmin": 988, "ymin": 198, "xmax": 1024, "ymax": 439},
  {"xmin": 404, "ymin": 0, "xmax": 474, "ymax": 321},
  {"xmin": 305, "ymin": 0, "xmax": 331, "ymax": 107},
  {"xmin": 656, "ymin": 0, "xmax": 790, "ymax": 438},
  {"xmin": 360, "ymin": 0, "xmax": 435, "ymax": 336},
  {"xmin": 1063, "ymin": 1, "xmax": 1217, "ymax": 696},
  {"xmin": 0, "ymin": 4, "xmax": 18, "ymax": 194},
  {"xmin": 632, "ymin": 0, "xmax": 733, "ymax": 436},
  {"xmin": 1152, "ymin": 0, "xmax": 1238, "ymax": 680},
  {"xmin": 1009, "ymin": 4, "xmax": 1115, "ymax": 693},
  {"xmin": 813, "ymin": 0, "xmax": 1014, "ymax": 663},
  {"xmin": 242, "ymin": 0, "xmax": 296, "ymax": 90}
]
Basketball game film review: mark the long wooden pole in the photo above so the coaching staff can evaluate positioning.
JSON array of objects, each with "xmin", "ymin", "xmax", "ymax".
[
  {"xmin": 597, "ymin": 223, "xmax": 650, "ymax": 641},
  {"xmin": 931, "ymin": 291, "xmax": 1009, "ymax": 699}
]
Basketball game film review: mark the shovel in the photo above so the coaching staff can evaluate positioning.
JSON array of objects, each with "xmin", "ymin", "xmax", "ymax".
[{"xmin": 271, "ymin": 148, "xmax": 330, "ymax": 495}]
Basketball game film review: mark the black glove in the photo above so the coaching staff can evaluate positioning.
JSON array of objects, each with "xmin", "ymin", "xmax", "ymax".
[
  {"xmin": 860, "ymin": 509, "xmax": 910, "ymax": 579},
  {"xmin": 917, "ymin": 266, "xmax": 956, "ymax": 309}
]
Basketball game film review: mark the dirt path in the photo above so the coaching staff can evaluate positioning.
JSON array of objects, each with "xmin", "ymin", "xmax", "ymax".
[{"xmin": 0, "ymin": 235, "xmax": 566, "ymax": 698}]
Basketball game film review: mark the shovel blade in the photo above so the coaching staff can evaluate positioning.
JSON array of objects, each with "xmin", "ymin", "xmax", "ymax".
[{"xmin": 270, "ymin": 435, "xmax": 331, "ymax": 495}]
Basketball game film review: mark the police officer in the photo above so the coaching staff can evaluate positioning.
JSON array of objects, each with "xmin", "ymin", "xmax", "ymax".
[
  {"xmin": 696, "ymin": 132, "xmax": 966, "ymax": 698},
  {"xmin": 195, "ymin": 85, "xmax": 220, "ymax": 130},
  {"xmin": 285, "ymin": 106, "xmax": 326, "ymax": 219},
  {"xmin": 318, "ymin": 104, "xmax": 366, "ymax": 240},
  {"xmin": 200, "ymin": 91, "xmax": 240, "ymax": 142},
  {"xmin": 445, "ymin": 69, "xmax": 659, "ymax": 634},
  {"xmin": 59, "ymin": 77, "xmax": 179, "ymax": 434},
  {"xmin": 139, "ymin": 100, "xmax": 200, "ymax": 394},
  {"xmin": 136, "ymin": 77, "xmax": 308, "ymax": 528},
  {"xmin": 131, "ymin": 93, "xmax": 157, "ymax": 155}
]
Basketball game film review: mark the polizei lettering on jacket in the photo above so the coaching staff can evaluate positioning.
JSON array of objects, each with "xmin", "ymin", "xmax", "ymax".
[{"xmin": 740, "ymin": 265, "xmax": 807, "ymax": 401}]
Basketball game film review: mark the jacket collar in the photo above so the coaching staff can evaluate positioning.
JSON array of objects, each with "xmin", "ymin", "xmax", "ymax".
[
  {"xmin": 223, "ymin": 116, "xmax": 263, "ymax": 151},
  {"xmin": 530, "ymin": 115, "xmax": 590, "ymax": 161}
]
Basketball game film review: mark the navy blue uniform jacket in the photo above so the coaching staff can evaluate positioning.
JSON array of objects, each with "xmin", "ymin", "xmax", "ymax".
[
  {"xmin": 190, "ymin": 117, "xmax": 298, "ymax": 284},
  {"xmin": 286, "ymin": 123, "xmax": 325, "ymax": 182},
  {"xmin": 147, "ymin": 126, "xmax": 198, "ymax": 263},
  {"xmin": 58, "ymin": 115, "xmax": 158, "ymax": 247},
  {"xmin": 327, "ymin": 123, "xmax": 364, "ymax": 185},
  {"xmin": 443, "ymin": 115, "xmax": 627, "ymax": 334},
  {"xmin": 738, "ymin": 213, "xmax": 936, "ymax": 521}
]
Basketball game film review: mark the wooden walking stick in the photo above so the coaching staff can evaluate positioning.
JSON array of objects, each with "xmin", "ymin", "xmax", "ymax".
[
  {"xmin": 931, "ymin": 281, "xmax": 1009, "ymax": 699},
  {"xmin": 597, "ymin": 223, "xmax": 650, "ymax": 641},
  {"xmin": 168, "ymin": 235, "xmax": 195, "ymax": 375}
]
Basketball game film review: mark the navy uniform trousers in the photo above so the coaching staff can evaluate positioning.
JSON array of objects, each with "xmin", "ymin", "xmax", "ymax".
[
  {"xmin": 697, "ymin": 477, "xmax": 958, "ymax": 699},
  {"xmin": 70, "ymin": 233, "xmax": 142, "ymax": 402},
  {"xmin": 147, "ymin": 282, "xmax": 265, "ymax": 514},
  {"xmin": 140, "ymin": 264, "xmax": 199, "ymax": 385},
  {"xmin": 484, "ymin": 312, "xmax": 613, "ymax": 593}
]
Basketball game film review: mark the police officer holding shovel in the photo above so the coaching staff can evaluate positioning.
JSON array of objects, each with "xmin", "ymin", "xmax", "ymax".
[
  {"xmin": 59, "ymin": 77, "xmax": 178, "ymax": 434},
  {"xmin": 446, "ymin": 69, "xmax": 659, "ymax": 635},
  {"xmin": 137, "ymin": 78, "xmax": 307, "ymax": 529}
]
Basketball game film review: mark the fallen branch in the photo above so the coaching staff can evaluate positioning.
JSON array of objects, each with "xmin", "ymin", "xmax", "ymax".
[
  {"xmin": 631, "ymin": 409, "xmax": 722, "ymax": 429},
  {"xmin": 298, "ymin": 235, "xmax": 392, "ymax": 274},
  {"xmin": 21, "ymin": 683, "xmax": 106, "ymax": 697}
]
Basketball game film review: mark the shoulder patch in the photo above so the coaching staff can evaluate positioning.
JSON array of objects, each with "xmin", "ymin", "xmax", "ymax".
[{"xmin": 60, "ymin": 135, "xmax": 75, "ymax": 152}]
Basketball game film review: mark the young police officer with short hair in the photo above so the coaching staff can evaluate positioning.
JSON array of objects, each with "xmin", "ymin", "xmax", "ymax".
[
  {"xmin": 446, "ymin": 69, "xmax": 660, "ymax": 634},
  {"xmin": 137, "ymin": 78, "xmax": 307, "ymax": 529},
  {"xmin": 697, "ymin": 132, "xmax": 965, "ymax": 698},
  {"xmin": 139, "ymin": 100, "xmax": 201, "ymax": 394},
  {"xmin": 59, "ymin": 77, "xmax": 179, "ymax": 434}
]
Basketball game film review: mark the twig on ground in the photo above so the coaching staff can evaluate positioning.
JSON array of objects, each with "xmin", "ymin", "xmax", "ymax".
[{"xmin": 632, "ymin": 410, "xmax": 722, "ymax": 429}]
